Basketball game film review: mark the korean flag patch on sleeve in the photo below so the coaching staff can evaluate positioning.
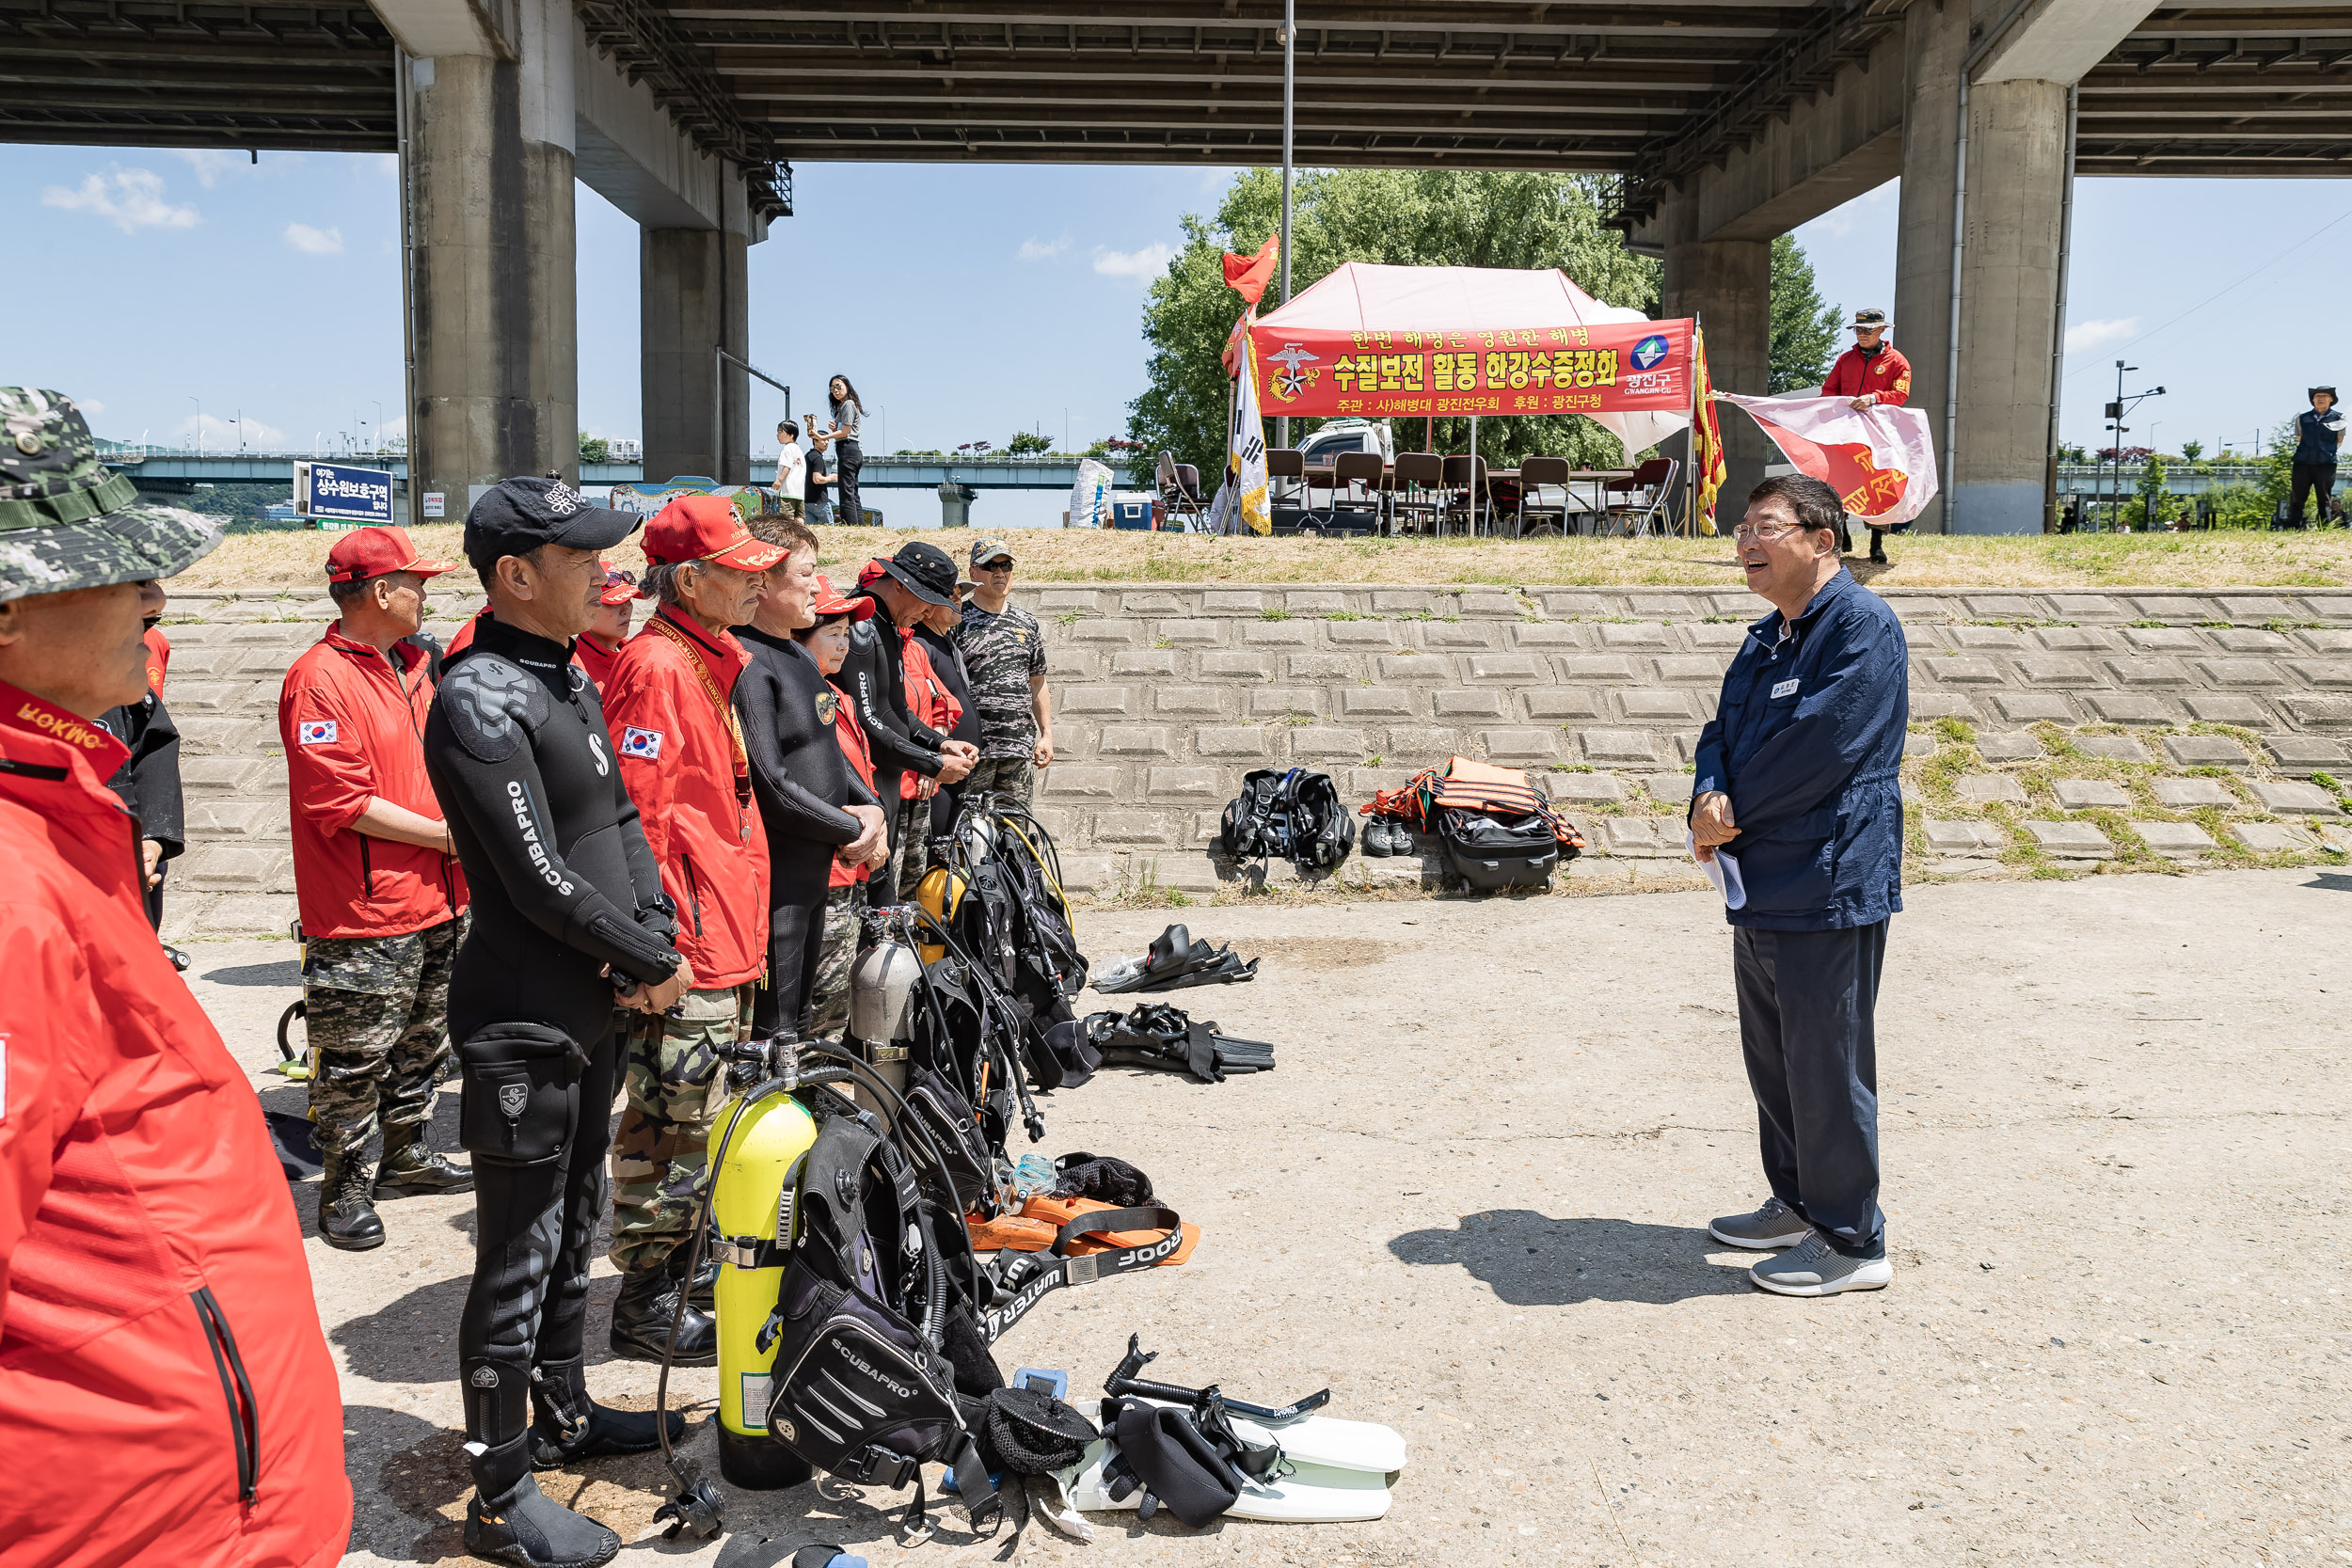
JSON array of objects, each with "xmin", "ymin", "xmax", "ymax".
[
  {"xmin": 620, "ymin": 726, "xmax": 664, "ymax": 760},
  {"xmin": 297, "ymin": 719, "xmax": 339, "ymax": 746}
]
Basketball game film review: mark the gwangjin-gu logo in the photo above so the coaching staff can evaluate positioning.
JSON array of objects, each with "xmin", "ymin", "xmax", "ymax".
[{"xmin": 1631, "ymin": 335, "xmax": 1670, "ymax": 372}]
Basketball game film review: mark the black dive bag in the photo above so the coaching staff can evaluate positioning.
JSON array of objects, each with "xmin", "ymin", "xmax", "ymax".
[{"xmin": 1437, "ymin": 804, "xmax": 1559, "ymax": 891}]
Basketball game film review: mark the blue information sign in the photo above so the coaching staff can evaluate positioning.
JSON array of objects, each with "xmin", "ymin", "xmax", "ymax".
[{"xmin": 301, "ymin": 462, "xmax": 394, "ymax": 526}]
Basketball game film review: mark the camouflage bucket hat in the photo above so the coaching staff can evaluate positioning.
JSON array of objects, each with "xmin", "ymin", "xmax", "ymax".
[{"xmin": 0, "ymin": 388, "xmax": 222, "ymax": 603}]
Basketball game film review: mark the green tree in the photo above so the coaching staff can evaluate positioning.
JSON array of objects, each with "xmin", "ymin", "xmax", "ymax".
[
  {"xmin": 2135, "ymin": 452, "xmax": 2169, "ymax": 528},
  {"xmin": 2180, "ymin": 438, "xmax": 2203, "ymax": 463},
  {"xmin": 1128, "ymin": 169, "xmax": 1661, "ymax": 478},
  {"xmin": 1768, "ymin": 234, "xmax": 1842, "ymax": 393},
  {"xmin": 579, "ymin": 431, "xmax": 611, "ymax": 464},
  {"xmin": 1005, "ymin": 431, "xmax": 1052, "ymax": 457}
]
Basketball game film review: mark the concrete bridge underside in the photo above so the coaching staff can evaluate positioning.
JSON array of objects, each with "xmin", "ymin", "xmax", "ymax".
[{"xmin": 3, "ymin": 0, "xmax": 2347, "ymax": 528}]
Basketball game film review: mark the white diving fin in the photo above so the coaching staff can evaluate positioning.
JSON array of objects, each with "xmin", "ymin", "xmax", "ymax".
[
  {"xmin": 1120, "ymin": 1396, "xmax": 1406, "ymax": 1474},
  {"xmin": 1056, "ymin": 1438, "xmax": 1391, "ymax": 1525}
]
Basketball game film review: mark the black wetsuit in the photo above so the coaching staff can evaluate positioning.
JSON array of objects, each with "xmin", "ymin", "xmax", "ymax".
[
  {"xmin": 839, "ymin": 603, "xmax": 949, "ymax": 847},
  {"xmin": 96, "ymin": 688, "xmax": 183, "ymax": 930},
  {"xmin": 421, "ymin": 613, "xmax": 682, "ymax": 1504},
  {"xmin": 915, "ymin": 623, "xmax": 978, "ymax": 844},
  {"xmin": 736, "ymin": 626, "xmax": 882, "ymax": 1035}
]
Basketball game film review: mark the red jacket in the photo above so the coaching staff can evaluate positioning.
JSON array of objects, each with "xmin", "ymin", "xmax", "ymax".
[
  {"xmin": 830, "ymin": 681, "xmax": 876, "ymax": 890},
  {"xmin": 144, "ymin": 626, "xmax": 171, "ymax": 693},
  {"xmin": 1821, "ymin": 343, "xmax": 1912, "ymax": 405},
  {"xmin": 898, "ymin": 634, "xmax": 964, "ymax": 801},
  {"xmin": 0, "ymin": 679, "xmax": 351, "ymax": 1568},
  {"xmin": 604, "ymin": 608, "xmax": 771, "ymax": 988},
  {"xmin": 278, "ymin": 626, "xmax": 466, "ymax": 939}
]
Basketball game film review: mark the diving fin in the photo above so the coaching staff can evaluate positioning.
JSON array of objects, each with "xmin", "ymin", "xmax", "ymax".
[
  {"xmin": 1088, "ymin": 1006, "xmax": 1277, "ymax": 1084},
  {"xmin": 1058, "ymin": 1433, "xmax": 1391, "ymax": 1524},
  {"xmin": 1093, "ymin": 925, "xmax": 1260, "ymax": 995},
  {"xmin": 1133, "ymin": 1400, "xmax": 1406, "ymax": 1475}
]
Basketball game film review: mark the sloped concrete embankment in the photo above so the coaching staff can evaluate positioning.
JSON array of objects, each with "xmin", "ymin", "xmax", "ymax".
[{"xmin": 152, "ymin": 582, "xmax": 2352, "ymax": 939}]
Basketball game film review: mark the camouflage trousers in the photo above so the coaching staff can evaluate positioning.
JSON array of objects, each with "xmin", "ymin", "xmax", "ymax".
[
  {"xmin": 805, "ymin": 882, "xmax": 867, "ymax": 1042},
  {"xmin": 608, "ymin": 983, "xmax": 752, "ymax": 1276},
  {"xmin": 889, "ymin": 796, "xmax": 934, "ymax": 901},
  {"xmin": 304, "ymin": 916, "xmax": 466, "ymax": 1161},
  {"xmin": 964, "ymin": 755, "xmax": 1036, "ymax": 806}
]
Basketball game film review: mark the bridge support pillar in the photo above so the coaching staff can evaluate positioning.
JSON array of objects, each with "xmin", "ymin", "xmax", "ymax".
[
  {"xmin": 1659, "ymin": 218, "xmax": 1773, "ymax": 520},
  {"xmin": 405, "ymin": 0, "xmax": 580, "ymax": 515},
  {"xmin": 1896, "ymin": 3, "xmax": 2072, "ymax": 534},
  {"xmin": 642, "ymin": 227, "xmax": 751, "ymax": 485}
]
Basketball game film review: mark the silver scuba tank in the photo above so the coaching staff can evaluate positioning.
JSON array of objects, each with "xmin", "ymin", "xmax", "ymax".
[{"xmin": 848, "ymin": 927, "xmax": 921, "ymax": 1110}]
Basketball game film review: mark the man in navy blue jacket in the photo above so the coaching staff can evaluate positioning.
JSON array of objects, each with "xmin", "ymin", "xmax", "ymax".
[{"xmin": 1690, "ymin": 474, "xmax": 1908, "ymax": 1296}]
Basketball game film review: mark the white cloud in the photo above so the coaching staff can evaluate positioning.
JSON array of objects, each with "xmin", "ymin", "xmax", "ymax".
[
  {"xmin": 2065, "ymin": 317, "xmax": 2139, "ymax": 355},
  {"xmin": 170, "ymin": 150, "xmax": 244, "ymax": 188},
  {"xmin": 1018, "ymin": 234, "xmax": 1071, "ymax": 261},
  {"xmin": 40, "ymin": 167, "xmax": 199, "ymax": 234},
  {"xmin": 1092, "ymin": 242, "xmax": 1172, "ymax": 281},
  {"xmin": 174, "ymin": 412, "xmax": 289, "ymax": 449},
  {"xmin": 77, "ymin": 398, "xmax": 105, "ymax": 417},
  {"xmin": 284, "ymin": 222, "xmax": 344, "ymax": 255}
]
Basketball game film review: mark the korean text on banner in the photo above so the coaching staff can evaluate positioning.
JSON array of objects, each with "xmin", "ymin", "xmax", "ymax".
[
  {"xmin": 1249, "ymin": 318, "xmax": 1693, "ymax": 420},
  {"xmin": 1713, "ymin": 391, "xmax": 1941, "ymax": 526}
]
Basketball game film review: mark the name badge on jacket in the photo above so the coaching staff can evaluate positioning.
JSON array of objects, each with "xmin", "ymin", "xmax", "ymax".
[{"xmin": 1771, "ymin": 678, "xmax": 1801, "ymax": 699}]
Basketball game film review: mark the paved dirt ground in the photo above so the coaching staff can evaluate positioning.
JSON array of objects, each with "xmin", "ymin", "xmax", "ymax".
[{"xmin": 186, "ymin": 867, "xmax": 2352, "ymax": 1568}]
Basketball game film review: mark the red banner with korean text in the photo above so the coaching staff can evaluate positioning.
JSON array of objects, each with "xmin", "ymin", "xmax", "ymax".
[{"xmin": 1246, "ymin": 317, "xmax": 1695, "ymax": 420}]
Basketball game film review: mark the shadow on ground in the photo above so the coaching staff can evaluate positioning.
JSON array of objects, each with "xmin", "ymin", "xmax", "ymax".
[
  {"xmin": 1389, "ymin": 1211, "xmax": 1751, "ymax": 1306},
  {"xmin": 2303, "ymin": 872, "xmax": 2352, "ymax": 894},
  {"xmin": 205, "ymin": 958, "xmax": 304, "ymax": 987}
]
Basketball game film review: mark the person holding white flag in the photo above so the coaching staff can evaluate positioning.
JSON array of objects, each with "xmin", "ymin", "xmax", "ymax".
[
  {"xmin": 1715, "ymin": 379, "xmax": 1939, "ymax": 569},
  {"xmin": 1817, "ymin": 308, "xmax": 1913, "ymax": 561}
]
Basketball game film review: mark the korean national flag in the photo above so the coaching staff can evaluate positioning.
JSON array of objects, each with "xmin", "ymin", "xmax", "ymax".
[
  {"xmin": 297, "ymin": 720, "xmax": 338, "ymax": 747},
  {"xmin": 620, "ymin": 726, "xmax": 663, "ymax": 760}
]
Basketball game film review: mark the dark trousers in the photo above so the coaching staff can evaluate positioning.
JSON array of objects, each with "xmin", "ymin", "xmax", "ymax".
[
  {"xmin": 835, "ymin": 438, "xmax": 864, "ymax": 526},
  {"xmin": 2288, "ymin": 461, "xmax": 2337, "ymax": 528},
  {"xmin": 754, "ymin": 893, "xmax": 829, "ymax": 1037},
  {"xmin": 459, "ymin": 1015, "xmax": 622, "ymax": 1490},
  {"xmin": 1732, "ymin": 920, "xmax": 1887, "ymax": 1259}
]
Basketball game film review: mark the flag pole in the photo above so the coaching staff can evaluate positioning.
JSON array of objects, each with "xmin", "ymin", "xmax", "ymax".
[{"xmin": 1276, "ymin": 0, "xmax": 1294, "ymax": 455}]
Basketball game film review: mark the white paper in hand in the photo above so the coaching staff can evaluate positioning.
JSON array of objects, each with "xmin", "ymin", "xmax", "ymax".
[{"xmin": 1688, "ymin": 831, "xmax": 1746, "ymax": 911}]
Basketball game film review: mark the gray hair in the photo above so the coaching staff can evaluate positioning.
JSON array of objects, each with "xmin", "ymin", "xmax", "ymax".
[{"xmin": 644, "ymin": 562, "xmax": 686, "ymax": 607}]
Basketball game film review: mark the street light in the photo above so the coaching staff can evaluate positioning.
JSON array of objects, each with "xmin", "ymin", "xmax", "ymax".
[
  {"xmin": 188, "ymin": 395, "xmax": 201, "ymax": 456},
  {"xmin": 2104, "ymin": 360, "xmax": 2164, "ymax": 531}
]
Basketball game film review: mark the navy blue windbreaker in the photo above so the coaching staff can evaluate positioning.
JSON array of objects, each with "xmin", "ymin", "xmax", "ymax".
[{"xmin": 1690, "ymin": 568, "xmax": 1909, "ymax": 931}]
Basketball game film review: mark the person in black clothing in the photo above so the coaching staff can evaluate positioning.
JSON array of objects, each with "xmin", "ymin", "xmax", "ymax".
[
  {"xmin": 95, "ymin": 584, "xmax": 184, "ymax": 937},
  {"xmin": 916, "ymin": 580, "xmax": 980, "ymax": 848},
  {"xmin": 838, "ymin": 540, "xmax": 977, "ymax": 863},
  {"xmin": 735, "ymin": 518, "xmax": 887, "ymax": 1036},
  {"xmin": 422, "ymin": 477, "xmax": 693, "ymax": 1568},
  {"xmin": 2288, "ymin": 386, "xmax": 2345, "ymax": 529},
  {"xmin": 825, "ymin": 372, "xmax": 866, "ymax": 527}
]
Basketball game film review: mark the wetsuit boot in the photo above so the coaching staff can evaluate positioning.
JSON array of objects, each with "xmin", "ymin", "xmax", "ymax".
[
  {"xmin": 1868, "ymin": 529, "xmax": 1889, "ymax": 564},
  {"xmin": 527, "ymin": 1356, "xmax": 686, "ymax": 1469},
  {"xmin": 317, "ymin": 1146, "xmax": 385, "ymax": 1251},
  {"xmin": 464, "ymin": 1356, "xmax": 621, "ymax": 1568},
  {"xmin": 376, "ymin": 1125, "xmax": 476, "ymax": 1196},
  {"xmin": 608, "ymin": 1263, "xmax": 717, "ymax": 1366}
]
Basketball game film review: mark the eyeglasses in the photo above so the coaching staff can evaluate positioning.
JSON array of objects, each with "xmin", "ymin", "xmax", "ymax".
[
  {"xmin": 1731, "ymin": 522, "xmax": 1805, "ymax": 542},
  {"xmin": 977, "ymin": 561, "xmax": 1014, "ymax": 573}
]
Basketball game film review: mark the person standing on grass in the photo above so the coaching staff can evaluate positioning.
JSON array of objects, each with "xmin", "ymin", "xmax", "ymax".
[
  {"xmin": 825, "ymin": 374, "xmax": 867, "ymax": 527},
  {"xmin": 1690, "ymin": 473, "xmax": 1908, "ymax": 1298},
  {"xmin": 2287, "ymin": 386, "xmax": 2344, "ymax": 530},
  {"xmin": 951, "ymin": 539, "xmax": 1054, "ymax": 803},
  {"xmin": 1820, "ymin": 308, "xmax": 1909, "ymax": 564}
]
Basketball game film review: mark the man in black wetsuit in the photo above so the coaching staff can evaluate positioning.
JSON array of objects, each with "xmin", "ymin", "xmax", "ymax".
[
  {"xmin": 838, "ymin": 540, "xmax": 977, "ymax": 872},
  {"xmin": 736, "ymin": 518, "xmax": 888, "ymax": 1037},
  {"xmin": 422, "ymin": 477, "xmax": 694, "ymax": 1568}
]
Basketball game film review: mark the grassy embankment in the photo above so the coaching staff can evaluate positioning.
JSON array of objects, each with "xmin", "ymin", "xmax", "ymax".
[{"xmin": 172, "ymin": 524, "xmax": 2352, "ymax": 594}]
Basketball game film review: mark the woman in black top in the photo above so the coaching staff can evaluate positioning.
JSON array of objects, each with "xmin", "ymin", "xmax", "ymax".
[
  {"xmin": 734, "ymin": 528, "xmax": 887, "ymax": 1035},
  {"xmin": 828, "ymin": 373, "xmax": 866, "ymax": 527}
]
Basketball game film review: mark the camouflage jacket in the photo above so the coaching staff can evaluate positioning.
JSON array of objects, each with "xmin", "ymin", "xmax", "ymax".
[{"xmin": 951, "ymin": 601, "xmax": 1046, "ymax": 759}]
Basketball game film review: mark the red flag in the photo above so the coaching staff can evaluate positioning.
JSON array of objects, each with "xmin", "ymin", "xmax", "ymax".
[{"xmin": 1222, "ymin": 234, "xmax": 1279, "ymax": 306}]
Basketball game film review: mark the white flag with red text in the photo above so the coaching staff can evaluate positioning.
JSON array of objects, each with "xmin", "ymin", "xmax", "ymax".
[{"xmin": 1714, "ymin": 391, "xmax": 1940, "ymax": 525}]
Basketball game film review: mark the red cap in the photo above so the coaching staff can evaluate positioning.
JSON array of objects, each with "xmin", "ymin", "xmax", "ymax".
[
  {"xmin": 855, "ymin": 559, "xmax": 887, "ymax": 590},
  {"xmin": 642, "ymin": 494, "xmax": 787, "ymax": 572},
  {"xmin": 325, "ymin": 525, "xmax": 453, "ymax": 584},
  {"xmin": 812, "ymin": 574, "xmax": 877, "ymax": 622},
  {"xmin": 599, "ymin": 561, "xmax": 647, "ymax": 606}
]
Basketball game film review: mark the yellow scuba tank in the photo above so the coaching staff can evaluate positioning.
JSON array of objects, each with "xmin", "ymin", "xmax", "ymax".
[
  {"xmin": 913, "ymin": 864, "xmax": 966, "ymax": 964},
  {"xmin": 709, "ymin": 1088, "xmax": 819, "ymax": 1490}
]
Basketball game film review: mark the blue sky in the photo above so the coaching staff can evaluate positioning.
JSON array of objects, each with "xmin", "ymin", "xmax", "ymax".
[{"xmin": 6, "ymin": 142, "xmax": 2347, "ymax": 525}]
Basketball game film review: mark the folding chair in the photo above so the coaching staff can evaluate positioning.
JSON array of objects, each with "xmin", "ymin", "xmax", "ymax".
[
  {"xmin": 1515, "ymin": 455, "xmax": 1572, "ymax": 537},
  {"xmin": 1440, "ymin": 454, "xmax": 1490, "ymax": 536},
  {"xmin": 1329, "ymin": 451, "xmax": 1385, "ymax": 534},
  {"xmin": 1602, "ymin": 457, "xmax": 1679, "ymax": 538},
  {"xmin": 1390, "ymin": 451, "xmax": 1443, "ymax": 535},
  {"xmin": 1156, "ymin": 451, "xmax": 1209, "ymax": 531}
]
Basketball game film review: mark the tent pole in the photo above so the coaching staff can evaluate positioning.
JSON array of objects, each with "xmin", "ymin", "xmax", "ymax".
[{"xmin": 1277, "ymin": 0, "xmax": 1295, "ymax": 454}]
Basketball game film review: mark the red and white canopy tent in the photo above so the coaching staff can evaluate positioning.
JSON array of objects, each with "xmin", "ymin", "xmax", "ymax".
[{"xmin": 1243, "ymin": 261, "xmax": 1716, "ymax": 485}]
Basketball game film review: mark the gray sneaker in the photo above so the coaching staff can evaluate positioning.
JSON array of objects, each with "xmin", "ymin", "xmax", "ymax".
[
  {"xmin": 1708, "ymin": 1196, "xmax": 1812, "ymax": 1251},
  {"xmin": 1749, "ymin": 1231, "xmax": 1894, "ymax": 1296}
]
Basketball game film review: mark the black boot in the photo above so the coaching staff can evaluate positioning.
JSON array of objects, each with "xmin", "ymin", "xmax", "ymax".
[
  {"xmin": 528, "ymin": 1356, "xmax": 686, "ymax": 1470},
  {"xmin": 1869, "ymin": 530, "xmax": 1888, "ymax": 564},
  {"xmin": 375, "ymin": 1126, "xmax": 476, "ymax": 1196},
  {"xmin": 465, "ymin": 1434, "xmax": 621, "ymax": 1567},
  {"xmin": 1841, "ymin": 521, "xmax": 1857, "ymax": 555},
  {"xmin": 317, "ymin": 1148, "xmax": 384, "ymax": 1251},
  {"xmin": 608, "ymin": 1264, "xmax": 717, "ymax": 1366},
  {"xmin": 673, "ymin": 1232, "xmax": 719, "ymax": 1312}
]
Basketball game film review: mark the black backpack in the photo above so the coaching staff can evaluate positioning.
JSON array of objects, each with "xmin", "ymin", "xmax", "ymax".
[{"xmin": 1218, "ymin": 768, "xmax": 1355, "ymax": 873}]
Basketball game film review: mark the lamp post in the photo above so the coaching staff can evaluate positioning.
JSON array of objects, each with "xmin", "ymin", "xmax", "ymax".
[
  {"xmin": 2103, "ymin": 360, "xmax": 2164, "ymax": 531},
  {"xmin": 189, "ymin": 395, "xmax": 201, "ymax": 456},
  {"xmin": 1275, "ymin": 0, "xmax": 1294, "ymax": 454}
]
